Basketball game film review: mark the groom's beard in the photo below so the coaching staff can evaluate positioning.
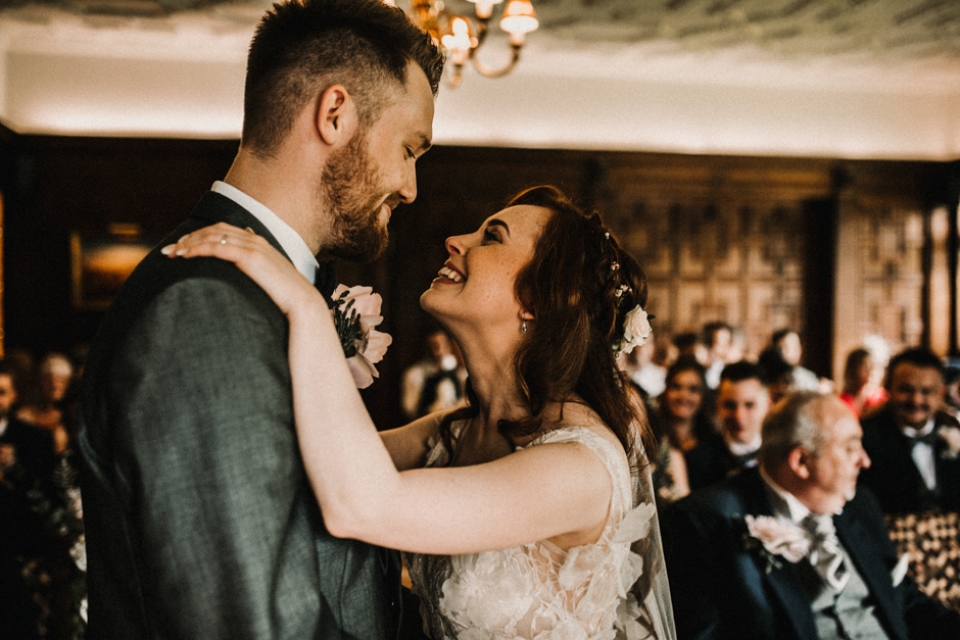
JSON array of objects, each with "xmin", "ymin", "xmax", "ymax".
[{"xmin": 321, "ymin": 129, "xmax": 391, "ymax": 262}]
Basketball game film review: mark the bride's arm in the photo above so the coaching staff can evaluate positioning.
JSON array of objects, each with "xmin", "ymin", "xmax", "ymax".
[{"xmin": 165, "ymin": 224, "xmax": 613, "ymax": 555}]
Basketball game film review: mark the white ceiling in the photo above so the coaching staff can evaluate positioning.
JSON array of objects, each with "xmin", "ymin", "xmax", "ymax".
[{"xmin": 2, "ymin": 0, "xmax": 959, "ymax": 160}]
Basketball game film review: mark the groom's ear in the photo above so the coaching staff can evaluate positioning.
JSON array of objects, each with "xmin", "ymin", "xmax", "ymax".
[{"xmin": 316, "ymin": 84, "xmax": 356, "ymax": 146}]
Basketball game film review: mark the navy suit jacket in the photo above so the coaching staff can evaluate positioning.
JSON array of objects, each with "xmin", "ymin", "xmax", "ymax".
[
  {"xmin": 79, "ymin": 192, "xmax": 399, "ymax": 640},
  {"xmin": 860, "ymin": 406, "xmax": 960, "ymax": 514},
  {"xmin": 663, "ymin": 467, "xmax": 960, "ymax": 640},
  {"xmin": 684, "ymin": 433, "xmax": 747, "ymax": 491}
]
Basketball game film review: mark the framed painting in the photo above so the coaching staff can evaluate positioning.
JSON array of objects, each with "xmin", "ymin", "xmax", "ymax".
[{"xmin": 70, "ymin": 225, "xmax": 156, "ymax": 311}]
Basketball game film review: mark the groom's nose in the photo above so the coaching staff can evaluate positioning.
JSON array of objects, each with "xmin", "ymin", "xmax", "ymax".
[{"xmin": 398, "ymin": 164, "xmax": 418, "ymax": 204}]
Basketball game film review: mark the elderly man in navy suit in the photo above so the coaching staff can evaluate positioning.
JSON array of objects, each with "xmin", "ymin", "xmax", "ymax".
[{"xmin": 665, "ymin": 391, "xmax": 960, "ymax": 640}]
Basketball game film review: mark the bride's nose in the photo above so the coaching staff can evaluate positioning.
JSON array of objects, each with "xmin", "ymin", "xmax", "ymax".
[{"xmin": 445, "ymin": 234, "xmax": 467, "ymax": 256}]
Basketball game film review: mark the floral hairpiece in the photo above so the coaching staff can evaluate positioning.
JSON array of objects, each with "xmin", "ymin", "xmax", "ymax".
[
  {"xmin": 331, "ymin": 284, "xmax": 393, "ymax": 389},
  {"xmin": 613, "ymin": 304, "xmax": 653, "ymax": 358}
]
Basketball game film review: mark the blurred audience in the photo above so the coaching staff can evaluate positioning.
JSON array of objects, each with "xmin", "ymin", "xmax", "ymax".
[
  {"xmin": 400, "ymin": 329, "xmax": 466, "ymax": 421},
  {"xmin": 838, "ymin": 346, "xmax": 888, "ymax": 418},
  {"xmin": 685, "ymin": 360, "xmax": 771, "ymax": 491},
  {"xmin": 0, "ymin": 359, "xmax": 58, "ymax": 639},
  {"xmin": 758, "ymin": 348, "xmax": 797, "ymax": 405},
  {"xmin": 656, "ymin": 356, "xmax": 713, "ymax": 454},
  {"xmin": 666, "ymin": 391, "xmax": 960, "ymax": 640},
  {"xmin": 859, "ymin": 347, "xmax": 960, "ymax": 514},
  {"xmin": 769, "ymin": 328, "xmax": 821, "ymax": 391},
  {"xmin": 701, "ymin": 321, "xmax": 736, "ymax": 389},
  {"xmin": 17, "ymin": 353, "xmax": 74, "ymax": 454},
  {"xmin": 939, "ymin": 364, "xmax": 960, "ymax": 420},
  {"xmin": 672, "ymin": 331, "xmax": 705, "ymax": 365},
  {"xmin": 621, "ymin": 339, "xmax": 667, "ymax": 399}
]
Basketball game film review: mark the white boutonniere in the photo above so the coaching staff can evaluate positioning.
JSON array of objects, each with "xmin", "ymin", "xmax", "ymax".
[
  {"xmin": 742, "ymin": 515, "xmax": 811, "ymax": 573},
  {"xmin": 331, "ymin": 284, "xmax": 393, "ymax": 389},
  {"xmin": 938, "ymin": 425, "xmax": 960, "ymax": 459}
]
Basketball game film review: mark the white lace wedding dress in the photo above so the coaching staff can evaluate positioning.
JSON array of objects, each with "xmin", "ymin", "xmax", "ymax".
[{"xmin": 406, "ymin": 423, "xmax": 676, "ymax": 640}]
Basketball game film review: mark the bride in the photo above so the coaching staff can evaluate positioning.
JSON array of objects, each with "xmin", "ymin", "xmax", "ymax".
[{"xmin": 164, "ymin": 185, "xmax": 676, "ymax": 640}]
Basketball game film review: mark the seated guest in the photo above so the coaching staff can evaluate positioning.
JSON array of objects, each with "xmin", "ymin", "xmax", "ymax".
[
  {"xmin": 839, "ymin": 346, "xmax": 888, "ymax": 418},
  {"xmin": 758, "ymin": 347, "xmax": 797, "ymax": 405},
  {"xmin": 770, "ymin": 328, "xmax": 821, "ymax": 392},
  {"xmin": 656, "ymin": 356, "xmax": 713, "ymax": 453},
  {"xmin": 17, "ymin": 353, "xmax": 73, "ymax": 454},
  {"xmin": 940, "ymin": 364, "xmax": 960, "ymax": 420},
  {"xmin": 860, "ymin": 347, "xmax": 960, "ymax": 514},
  {"xmin": 400, "ymin": 329, "xmax": 466, "ymax": 420},
  {"xmin": 666, "ymin": 391, "xmax": 960, "ymax": 640},
  {"xmin": 701, "ymin": 321, "xmax": 735, "ymax": 389},
  {"xmin": 0, "ymin": 360, "xmax": 56, "ymax": 640},
  {"xmin": 685, "ymin": 360, "xmax": 770, "ymax": 490}
]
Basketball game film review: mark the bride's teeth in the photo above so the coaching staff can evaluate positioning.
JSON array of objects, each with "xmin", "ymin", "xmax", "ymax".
[{"xmin": 438, "ymin": 266, "xmax": 464, "ymax": 283}]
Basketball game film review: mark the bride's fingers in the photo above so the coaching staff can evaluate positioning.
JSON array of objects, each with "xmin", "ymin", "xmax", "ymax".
[{"xmin": 161, "ymin": 224, "xmax": 264, "ymax": 260}]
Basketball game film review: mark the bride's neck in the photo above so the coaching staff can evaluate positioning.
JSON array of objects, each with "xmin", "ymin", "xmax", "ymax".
[{"xmin": 457, "ymin": 338, "xmax": 529, "ymax": 432}]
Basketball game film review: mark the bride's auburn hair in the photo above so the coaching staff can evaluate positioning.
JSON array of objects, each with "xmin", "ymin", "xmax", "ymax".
[{"xmin": 441, "ymin": 185, "xmax": 656, "ymax": 460}]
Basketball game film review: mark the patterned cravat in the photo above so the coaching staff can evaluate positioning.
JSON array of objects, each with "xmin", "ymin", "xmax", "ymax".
[{"xmin": 802, "ymin": 514, "xmax": 850, "ymax": 593}]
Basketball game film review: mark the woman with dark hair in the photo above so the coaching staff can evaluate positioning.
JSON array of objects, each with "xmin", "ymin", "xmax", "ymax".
[
  {"xmin": 839, "ymin": 346, "xmax": 888, "ymax": 417},
  {"xmin": 657, "ymin": 356, "xmax": 711, "ymax": 454},
  {"xmin": 164, "ymin": 186, "xmax": 675, "ymax": 639}
]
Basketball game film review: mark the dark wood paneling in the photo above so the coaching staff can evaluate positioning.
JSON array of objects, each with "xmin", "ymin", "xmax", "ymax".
[{"xmin": 1, "ymin": 134, "xmax": 956, "ymax": 427}]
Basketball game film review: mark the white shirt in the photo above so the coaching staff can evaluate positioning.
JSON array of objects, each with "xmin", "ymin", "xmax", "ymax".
[
  {"xmin": 902, "ymin": 418, "xmax": 938, "ymax": 491},
  {"xmin": 211, "ymin": 181, "xmax": 319, "ymax": 284}
]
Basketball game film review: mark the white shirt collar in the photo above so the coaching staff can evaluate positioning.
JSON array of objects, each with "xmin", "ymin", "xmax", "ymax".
[
  {"xmin": 901, "ymin": 417, "xmax": 936, "ymax": 438},
  {"xmin": 211, "ymin": 181, "xmax": 318, "ymax": 284},
  {"xmin": 725, "ymin": 432, "xmax": 762, "ymax": 456},
  {"xmin": 0, "ymin": 416, "xmax": 7, "ymax": 437}
]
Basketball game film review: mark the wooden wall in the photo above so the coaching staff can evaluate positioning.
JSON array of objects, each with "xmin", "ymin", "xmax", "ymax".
[{"xmin": 1, "ymin": 129, "xmax": 957, "ymax": 427}]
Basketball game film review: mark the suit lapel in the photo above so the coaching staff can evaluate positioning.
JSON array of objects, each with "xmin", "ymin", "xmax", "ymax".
[
  {"xmin": 738, "ymin": 472, "xmax": 819, "ymax": 640},
  {"xmin": 835, "ymin": 510, "xmax": 908, "ymax": 640}
]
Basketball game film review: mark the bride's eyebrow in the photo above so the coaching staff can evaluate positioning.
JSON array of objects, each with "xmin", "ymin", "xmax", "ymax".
[{"xmin": 486, "ymin": 219, "xmax": 510, "ymax": 236}]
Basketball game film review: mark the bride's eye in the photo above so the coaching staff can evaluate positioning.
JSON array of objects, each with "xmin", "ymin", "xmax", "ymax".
[{"xmin": 482, "ymin": 228, "xmax": 501, "ymax": 244}]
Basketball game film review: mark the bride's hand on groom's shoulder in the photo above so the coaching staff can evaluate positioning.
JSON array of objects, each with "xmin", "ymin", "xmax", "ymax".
[{"xmin": 162, "ymin": 222, "xmax": 320, "ymax": 317}]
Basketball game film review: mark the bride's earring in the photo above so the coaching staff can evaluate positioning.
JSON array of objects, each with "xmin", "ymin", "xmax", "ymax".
[{"xmin": 521, "ymin": 320, "xmax": 527, "ymax": 334}]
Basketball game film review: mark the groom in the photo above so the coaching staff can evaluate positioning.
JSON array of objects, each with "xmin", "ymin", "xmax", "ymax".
[{"xmin": 77, "ymin": 1, "xmax": 442, "ymax": 638}]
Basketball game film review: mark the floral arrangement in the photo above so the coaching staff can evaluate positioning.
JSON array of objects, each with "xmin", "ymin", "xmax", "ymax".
[
  {"xmin": 331, "ymin": 284, "xmax": 393, "ymax": 389},
  {"xmin": 938, "ymin": 425, "xmax": 960, "ymax": 459},
  {"xmin": 615, "ymin": 305, "xmax": 653, "ymax": 358},
  {"xmin": 24, "ymin": 452, "xmax": 87, "ymax": 639},
  {"xmin": 742, "ymin": 514, "xmax": 810, "ymax": 573}
]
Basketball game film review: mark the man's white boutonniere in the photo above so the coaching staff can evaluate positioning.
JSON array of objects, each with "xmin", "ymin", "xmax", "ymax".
[
  {"xmin": 331, "ymin": 284, "xmax": 393, "ymax": 389},
  {"xmin": 615, "ymin": 304, "xmax": 653, "ymax": 358},
  {"xmin": 938, "ymin": 425, "xmax": 960, "ymax": 459},
  {"xmin": 742, "ymin": 515, "xmax": 811, "ymax": 573}
]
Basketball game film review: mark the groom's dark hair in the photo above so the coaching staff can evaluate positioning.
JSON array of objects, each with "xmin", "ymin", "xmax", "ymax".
[{"xmin": 241, "ymin": 0, "xmax": 443, "ymax": 159}]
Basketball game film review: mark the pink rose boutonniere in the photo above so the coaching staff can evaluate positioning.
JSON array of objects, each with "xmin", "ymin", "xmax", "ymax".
[
  {"xmin": 331, "ymin": 284, "xmax": 393, "ymax": 389},
  {"xmin": 743, "ymin": 515, "xmax": 811, "ymax": 573}
]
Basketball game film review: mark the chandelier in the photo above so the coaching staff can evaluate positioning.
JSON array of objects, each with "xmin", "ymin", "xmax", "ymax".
[{"xmin": 396, "ymin": 0, "xmax": 539, "ymax": 87}]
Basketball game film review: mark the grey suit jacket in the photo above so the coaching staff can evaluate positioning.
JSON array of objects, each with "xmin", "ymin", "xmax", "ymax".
[{"xmin": 78, "ymin": 192, "xmax": 398, "ymax": 639}]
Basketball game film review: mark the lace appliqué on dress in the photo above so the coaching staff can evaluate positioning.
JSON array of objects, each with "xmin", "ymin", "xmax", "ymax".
[{"xmin": 406, "ymin": 425, "xmax": 668, "ymax": 640}]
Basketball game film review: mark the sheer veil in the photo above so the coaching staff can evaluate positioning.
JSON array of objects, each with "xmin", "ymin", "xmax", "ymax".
[{"xmin": 626, "ymin": 438, "xmax": 677, "ymax": 640}]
